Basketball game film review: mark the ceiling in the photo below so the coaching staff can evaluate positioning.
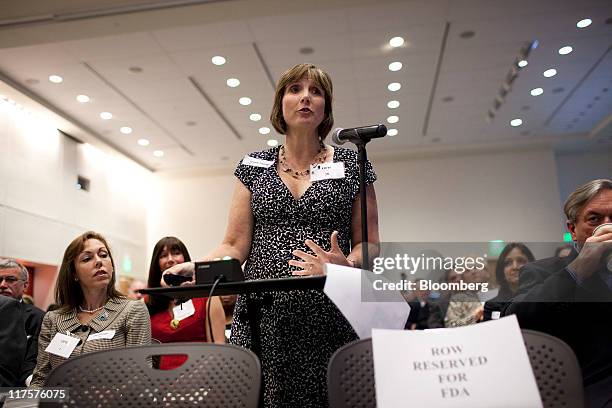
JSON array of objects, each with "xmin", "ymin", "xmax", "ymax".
[{"xmin": 0, "ymin": 0, "xmax": 611, "ymax": 172}]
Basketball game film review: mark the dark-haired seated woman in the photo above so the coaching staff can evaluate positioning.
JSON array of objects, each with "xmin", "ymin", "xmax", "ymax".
[
  {"xmin": 146, "ymin": 237, "xmax": 225, "ymax": 369},
  {"xmin": 484, "ymin": 243, "xmax": 535, "ymax": 321},
  {"xmin": 30, "ymin": 231, "xmax": 151, "ymax": 387}
]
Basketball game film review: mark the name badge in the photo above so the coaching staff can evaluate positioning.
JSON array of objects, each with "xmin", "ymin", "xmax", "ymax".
[
  {"xmin": 87, "ymin": 329, "xmax": 116, "ymax": 341},
  {"xmin": 242, "ymin": 155, "xmax": 274, "ymax": 168},
  {"xmin": 310, "ymin": 162, "xmax": 345, "ymax": 182},
  {"xmin": 173, "ymin": 299, "xmax": 196, "ymax": 321},
  {"xmin": 46, "ymin": 333, "xmax": 80, "ymax": 358}
]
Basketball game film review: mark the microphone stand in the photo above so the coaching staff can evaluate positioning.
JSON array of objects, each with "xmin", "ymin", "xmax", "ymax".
[{"xmin": 355, "ymin": 140, "xmax": 371, "ymax": 270}]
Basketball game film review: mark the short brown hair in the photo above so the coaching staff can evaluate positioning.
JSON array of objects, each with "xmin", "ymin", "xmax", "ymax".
[
  {"xmin": 564, "ymin": 179, "xmax": 612, "ymax": 223},
  {"xmin": 270, "ymin": 63, "xmax": 334, "ymax": 140},
  {"xmin": 55, "ymin": 231, "xmax": 123, "ymax": 313}
]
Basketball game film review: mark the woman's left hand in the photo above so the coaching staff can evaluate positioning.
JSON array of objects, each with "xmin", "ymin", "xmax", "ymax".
[{"xmin": 289, "ymin": 231, "xmax": 352, "ymax": 276}]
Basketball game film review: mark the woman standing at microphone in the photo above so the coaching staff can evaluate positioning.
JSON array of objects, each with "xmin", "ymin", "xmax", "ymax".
[{"xmin": 163, "ymin": 63, "xmax": 379, "ymax": 407}]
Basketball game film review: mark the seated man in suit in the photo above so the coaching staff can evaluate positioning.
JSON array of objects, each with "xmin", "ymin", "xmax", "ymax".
[
  {"xmin": 503, "ymin": 178, "xmax": 612, "ymax": 407},
  {"xmin": 0, "ymin": 296, "xmax": 27, "ymax": 387},
  {"xmin": 0, "ymin": 258, "xmax": 45, "ymax": 386}
]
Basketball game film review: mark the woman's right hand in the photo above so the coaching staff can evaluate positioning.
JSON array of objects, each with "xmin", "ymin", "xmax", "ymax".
[{"xmin": 160, "ymin": 262, "xmax": 196, "ymax": 288}]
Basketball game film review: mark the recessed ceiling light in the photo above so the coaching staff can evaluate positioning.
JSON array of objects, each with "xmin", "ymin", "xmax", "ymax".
[
  {"xmin": 76, "ymin": 94, "xmax": 90, "ymax": 103},
  {"xmin": 137, "ymin": 138, "xmax": 150, "ymax": 146},
  {"xmin": 389, "ymin": 36, "xmax": 404, "ymax": 47},
  {"xmin": 388, "ymin": 82, "xmax": 401, "ymax": 92},
  {"xmin": 387, "ymin": 115, "xmax": 399, "ymax": 124},
  {"xmin": 558, "ymin": 46, "xmax": 573, "ymax": 55},
  {"xmin": 510, "ymin": 118, "xmax": 523, "ymax": 127},
  {"xmin": 239, "ymin": 97, "xmax": 252, "ymax": 106},
  {"xmin": 100, "ymin": 112, "xmax": 113, "ymax": 120},
  {"xmin": 543, "ymin": 68, "xmax": 557, "ymax": 78},
  {"xmin": 153, "ymin": 150, "xmax": 164, "ymax": 157},
  {"xmin": 211, "ymin": 56, "xmax": 226, "ymax": 65},
  {"xmin": 387, "ymin": 100, "xmax": 400, "ymax": 109},
  {"xmin": 518, "ymin": 60, "xmax": 528, "ymax": 68},
  {"xmin": 576, "ymin": 18, "xmax": 592, "ymax": 28},
  {"xmin": 259, "ymin": 127, "xmax": 271, "ymax": 135},
  {"xmin": 227, "ymin": 78, "xmax": 240, "ymax": 87},
  {"xmin": 530, "ymin": 87, "xmax": 544, "ymax": 96},
  {"xmin": 388, "ymin": 61, "xmax": 403, "ymax": 72},
  {"xmin": 250, "ymin": 113, "xmax": 262, "ymax": 122},
  {"xmin": 120, "ymin": 126, "xmax": 133, "ymax": 134},
  {"xmin": 387, "ymin": 128, "xmax": 398, "ymax": 136},
  {"xmin": 48, "ymin": 75, "xmax": 63, "ymax": 83},
  {"xmin": 267, "ymin": 139, "xmax": 278, "ymax": 147}
]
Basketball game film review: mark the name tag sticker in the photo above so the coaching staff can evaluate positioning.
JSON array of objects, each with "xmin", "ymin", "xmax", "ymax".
[
  {"xmin": 310, "ymin": 162, "xmax": 345, "ymax": 182},
  {"xmin": 87, "ymin": 329, "xmax": 116, "ymax": 341},
  {"xmin": 242, "ymin": 155, "xmax": 274, "ymax": 168},
  {"xmin": 46, "ymin": 333, "xmax": 80, "ymax": 358},
  {"xmin": 173, "ymin": 299, "xmax": 196, "ymax": 321}
]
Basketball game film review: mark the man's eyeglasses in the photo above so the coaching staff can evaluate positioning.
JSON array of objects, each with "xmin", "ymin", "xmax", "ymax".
[{"xmin": 0, "ymin": 276, "xmax": 23, "ymax": 284}]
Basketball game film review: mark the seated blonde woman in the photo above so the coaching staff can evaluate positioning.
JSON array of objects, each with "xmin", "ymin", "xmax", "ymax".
[{"xmin": 30, "ymin": 231, "xmax": 151, "ymax": 387}]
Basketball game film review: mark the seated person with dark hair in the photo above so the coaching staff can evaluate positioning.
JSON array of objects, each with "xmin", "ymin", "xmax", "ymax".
[{"xmin": 503, "ymin": 179, "xmax": 612, "ymax": 407}]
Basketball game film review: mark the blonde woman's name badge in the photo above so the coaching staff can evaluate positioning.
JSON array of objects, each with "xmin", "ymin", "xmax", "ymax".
[{"xmin": 310, "ymin": 162, "xmax": 345, "ymax": 182}]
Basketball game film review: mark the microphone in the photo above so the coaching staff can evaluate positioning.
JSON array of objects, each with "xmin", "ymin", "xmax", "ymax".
[{"xmin": 331, "ymin": 124, "xmax": 387, "ymax": 145}]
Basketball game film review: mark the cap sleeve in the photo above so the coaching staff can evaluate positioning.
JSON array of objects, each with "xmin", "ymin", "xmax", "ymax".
[{"xmin": 233, "ymin": 149, "xmax": 277, "ymax": 191}]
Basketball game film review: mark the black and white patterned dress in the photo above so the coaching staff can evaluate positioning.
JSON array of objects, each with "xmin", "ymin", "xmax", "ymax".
[{"xmin": 230, "ymin": 145, "xmax": 377, "ymax": 407}]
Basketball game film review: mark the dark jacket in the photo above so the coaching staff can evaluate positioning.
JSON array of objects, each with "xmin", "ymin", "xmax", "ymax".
[
  {"xmin": 502, "ymin": 252, "xmax": 612, "ymax": 406},
  {"xmin": 0, "ymin": 297, "xmax": 27, "ymax": 387},
  {"xmin": 20, "ymin": 303, "xmax": 45, "ymax": 385}
]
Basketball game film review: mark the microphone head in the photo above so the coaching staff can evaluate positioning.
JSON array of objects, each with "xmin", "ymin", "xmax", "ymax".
[
  {"xmin": 376, "ymin": 124, "xmax": 387, "ymax": 137},
  {"xmin": 331, "ymin": 128, "xmax": 345, "ymax": 145}
]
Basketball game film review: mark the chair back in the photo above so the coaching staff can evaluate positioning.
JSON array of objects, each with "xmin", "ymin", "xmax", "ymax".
[
  {"xmin": 41, "ymin": 342, "xmax": 261, "ymax": 408},
  {"xmin": 328, "ymin": 330, "xmax": 584, "ymax": 408},
  {"xmin": 521, "ymin": 329, "xmax": 585, "ymax": 408},
  {"xmin": 328, "ymin": 338, "xmax": 376, "ymax": 408}
]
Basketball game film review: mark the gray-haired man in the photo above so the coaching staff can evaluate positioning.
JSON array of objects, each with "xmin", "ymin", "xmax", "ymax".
[{"xmin": 0, "ymin": 258, "xmax": 45, "ymax": 386}]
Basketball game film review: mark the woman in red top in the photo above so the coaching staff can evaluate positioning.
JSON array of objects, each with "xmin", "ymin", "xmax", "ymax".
[{"xmin": 146, "ymin": 237, "xmax": 225, "ymax": 369}]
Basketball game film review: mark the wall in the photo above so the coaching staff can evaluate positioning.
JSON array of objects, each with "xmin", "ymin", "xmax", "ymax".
[
  {"xmin": 555, "ymin": 149, "xmax": 612, "ymax": 204},
  {"xmin": 148, "ymin": 146, "xmax": 565, "ymax": 260},
  {"xmin": 0, "ymin": 100, "xmax": 152, "ymax": 309}
]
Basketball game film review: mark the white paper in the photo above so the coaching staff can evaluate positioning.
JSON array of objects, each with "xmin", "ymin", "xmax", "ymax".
[
  {"xmin": 45, "ymin": 333, "xmax": 80, "ymax": 358},
  {"xmin": 87, "ymin": 329, "xmax": 116, "ymax": 341},
  {"xmin": 310, "ymin": 162, "xmax": 345, "ymax": 181},
  {"xmin": 242, "ymin": 155, "xmax": 274, "ymax": 168},
  {"xmin": 173, "ymin": 299, "xmax": 196, "ymax": 321},
  {"xmin": 323, "ymin": 263, "xmax": 410, "ymax": 339},
  {"xmin": 372, "ymin": 316, "xmax": 542, "ymax": 408}
]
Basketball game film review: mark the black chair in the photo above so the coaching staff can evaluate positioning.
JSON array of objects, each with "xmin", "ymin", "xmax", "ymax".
[
  {"xmin": 41, "ymin": 343, "xmax": 261, "ymax": 408},
  {"xmin": 328, "ymin": 330, "xmax": 584, "ymax": 408}
]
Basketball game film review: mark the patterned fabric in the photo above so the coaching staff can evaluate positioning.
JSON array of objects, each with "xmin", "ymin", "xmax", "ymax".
[
  {"xmin": 444, "ymin": 292, "xmax": 482, "ymax": 327},
  {"xmin": 30, "ymin": 297, "xmax": 151, "ymax": 387},
  {"xmin": 231, "ymin": 145, "xmax": 376, "ymax": 407},
  {"xmin": 150, "ymin": 297, "xmax": 208, "ymax": 369}
]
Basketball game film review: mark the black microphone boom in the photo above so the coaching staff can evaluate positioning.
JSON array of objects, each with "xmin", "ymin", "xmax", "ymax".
[{"xmin": 331, "ymin": 124, "xmax": 387, "ymax": 145}]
